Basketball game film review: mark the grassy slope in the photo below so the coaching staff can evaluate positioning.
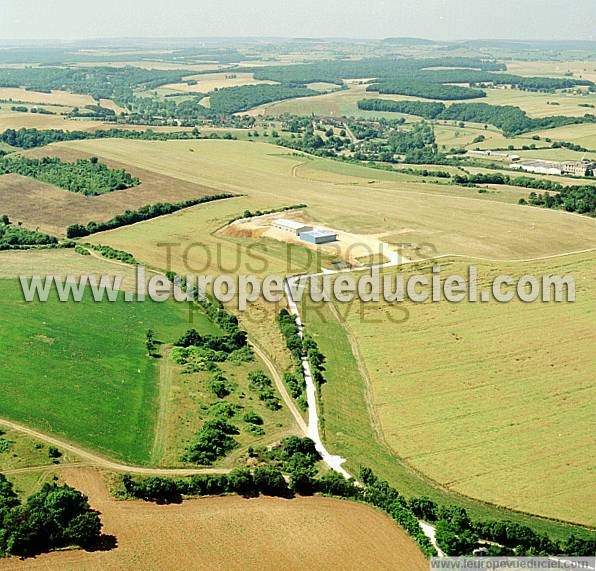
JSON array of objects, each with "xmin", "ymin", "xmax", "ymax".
[
  {"xmin": 304, "ymin": 253, "xmax": 595, "ymax": 531},
  {"xmin": 0, "ymin": 278, "xmax": 219, "ymax": 464},
  {"xmin": 57, "ymin": 139, "xmax": 596, "ymax": 260}
]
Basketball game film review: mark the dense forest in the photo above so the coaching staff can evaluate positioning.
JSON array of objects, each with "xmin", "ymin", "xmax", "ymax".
[
  {"xmin": 0, "ymin": 66, "xmax": 189, "ymax": 103},
  {"xmin": 0, "ymin": 155, "xmax": 139, "ymax": 195},
  {"xmin": 250, "ymin": 57, "xmax": 505, "ymax": 84},
  {"xmin": 0, "ymin": 476, "xmax": 103, "ymax": 558},
  {"xmin": 357, "ymin": 99, "xmax": 596, "ymax": 135},
  {"xmin": 208, "ymin": 84, "xmax": 318, "ymax": 114},
  {"xmin": 367, "ymin": 81, "xmax": 486, "ymax": 100}
]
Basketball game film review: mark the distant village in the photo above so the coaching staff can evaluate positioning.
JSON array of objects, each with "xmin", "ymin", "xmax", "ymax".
[{"xmin": 468, "ymin": 150, "xmax": 595, "ymax": 177}]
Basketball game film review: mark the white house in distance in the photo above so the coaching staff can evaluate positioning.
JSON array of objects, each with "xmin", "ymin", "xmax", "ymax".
[{"xmin": 272, "ymin": 218, "xmax": 313, "ymax": 235}]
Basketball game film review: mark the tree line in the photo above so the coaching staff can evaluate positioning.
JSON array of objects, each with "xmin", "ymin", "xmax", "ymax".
[{"xmin": 66, "ymin": 193, "xmax": 235, "ymax": 238}]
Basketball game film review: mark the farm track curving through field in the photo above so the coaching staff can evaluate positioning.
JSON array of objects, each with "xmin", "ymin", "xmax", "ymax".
[{"xmin": 0, "ymin": 416, "xmax": 230, "ymax": 476}]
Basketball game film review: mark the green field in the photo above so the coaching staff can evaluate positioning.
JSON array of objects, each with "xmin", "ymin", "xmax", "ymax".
[
  {"xmin": 0, "ymin": 278, "xmax": 219, "ymax": 464},
  {"xmin": 305, "ymin": 253, "xmax": 596, "ymax": 527}
]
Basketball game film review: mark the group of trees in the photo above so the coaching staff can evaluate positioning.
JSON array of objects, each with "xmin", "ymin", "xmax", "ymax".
[
  {"xmin": 366, "ymin": 69, "xmax": 593, "ymax": 101},
  {"xmin": 520, "ymin": 186, "xmax": 595, "ymax": 215},
  {"xmin": 278, "ymin": 309, "xmax": 308, "ymax": 409},
  {"xmin": 182, "ymin": 418, "xmax": 240, "ymax": 465},
  {"xmin": 247, "ymin": 370, "xmax": 282, "ymax": 411},
  {"xmin": 208, "ymin": 84, "xmax": 318, "ymax": 114},
  {"xmin": 367, "ymin": 81, "xmax": 486, "ymax": 101},
  {"xmin": 277, "ymin": 309, "xmax": 327, "ymax": 406},
  {"xmin": 0, "ymin": 217, "xmax": 58, "ymax": 250},
  {"xmin": 80, "ymin": 243, "xmax": 138, "ymax": 265},
  {"xmin": 0, "ymin": 155, "xmax": 139, "ymax": 196},
  {"xmin": 0, "ymin": 475, "xmax": 102, "ymax": 558},
  {"xmin": 0, "ymin": 127, "xmax": 203, "ymax": 149},
  {"xmin": 358, "ymin": 99, "xmax": 596, "ymax": 136},
  {"xmin": 65, "ymin": 193, "xmax": 235, "ymax": 238}
]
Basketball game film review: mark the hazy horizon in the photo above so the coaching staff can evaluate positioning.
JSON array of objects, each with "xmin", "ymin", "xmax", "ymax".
[{"xmin": 1, "ymin": 0, "xmax": 594, "ymax": 42}]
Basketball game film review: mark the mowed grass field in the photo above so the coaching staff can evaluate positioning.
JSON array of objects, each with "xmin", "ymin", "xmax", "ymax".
[
  {"xmin": 50, "ymin": 139, "xmax": 596, "ymax": 260},
  {"xmin": 0, "ymin": 278, "xmax": 219, "ymax": 464},
  {"xmin": 313, "ymin": 253, "xmax": 595, "ymax": 525},
  {"xmin": 0, "ymin": 467, "xmax": 428, "ymax": 571}
]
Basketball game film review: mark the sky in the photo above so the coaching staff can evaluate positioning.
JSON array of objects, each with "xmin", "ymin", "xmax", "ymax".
[{"xmin": 1, "ymin": 0, "xmax": 594, "ymax": 42}]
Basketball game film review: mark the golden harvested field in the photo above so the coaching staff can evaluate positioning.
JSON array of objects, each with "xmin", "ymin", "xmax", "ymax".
[
  {"xmin": 161, "ymin": 72, "xmax": 277, "ymax": 94},
  {"xmin": 245, "ymin": 82, "xmax": 407, "ymax": 118},
  {"xmin": 0, "ymin": 249, "xmax": 141, "ymax": 291},
  {"xmin": 505, "ymin": 60, "xmax": 596, "ymax": 83},
  {"xmin": 0, "ymin": 146, "xmax": 221, "ymax": 235},
  {"xmin": 55, "ymin": 138, "xmax": 596, "ymax": 260},
  {"xmin": 480, "ymin": 88, "xmax": 596, "ymax": 118},
  {"xmin": 0, "ymin": 467, "xmax": 428, "ymax": 571},
  {"xmin": 333, "ymin": 253, "xmax": 596, "ymax": 525},
  {"xmin": 0, "ymin": 112, "xmax": 108, "ymax": 131},
  {"xmin": 531, "ymin": 123, "xmax": 596, "ymax": 150},
  {"xmin": 0, "ymin": 87, "xmax": 96, "ymax": 108}
]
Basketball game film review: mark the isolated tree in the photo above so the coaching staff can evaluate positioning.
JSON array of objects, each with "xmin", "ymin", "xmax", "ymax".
[{"xmin": 145, "ymin": 329, "xmax": 157, "ymax": 356}]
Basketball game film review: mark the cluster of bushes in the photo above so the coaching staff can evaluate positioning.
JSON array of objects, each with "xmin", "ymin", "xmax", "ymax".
[
  {"xmin": 208, "ymin": 84, "xmax": 318, "ymax": 114},
  {"xmin": 182, "ymin": 418, "xmax": 240, "ymax": 465},
  {"xmin": 0, "ymin": 127, "xmax": 203, "ymax": 149},
  {"xmin": 231, "ymin": 203, "xmax": 308, "ymax": 223},
  {"xmin": 0, "ymin": 155, "xmax": 139, "ymax": 196},
  {"xmin": 277, "ymin": 309, "xmax": 307, "ymax": 407},
  {"xmin": 247, "ymin": 370, "xmax": 282, "ymax": 411},
  {"xmin": 0, "ymin": 218, "xmax": 58, "ymax": 250},
  {"xmin": 357, "ymin": 99, "xmax": 596, "ymax": 136},
  {"xmin": 80, "ymin": 243, "xmax": 137, "ymax": 264},
  {"xmin": 277, "ymin": 308, "xmax": 326, "ymax": 405},
  {"xmin": 0, "ymin": 475, "xmax": 102, "ymax": 558},
  {"xmin": 520, "ymin": 187, "xmax": 595, "ymax": 215},
  {"xmin": 66, "ymin": 193, "xmax": 235, "ymax": 238}
]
